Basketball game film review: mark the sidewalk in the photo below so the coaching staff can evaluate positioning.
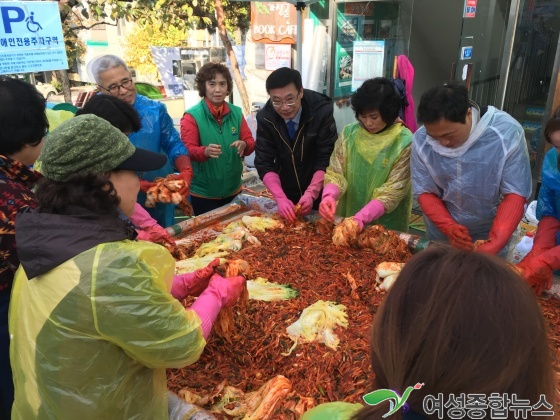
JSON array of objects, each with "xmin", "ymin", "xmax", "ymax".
[{"xmin": 50, "ymin": 85, "xmax": 97, "ymax": 105}]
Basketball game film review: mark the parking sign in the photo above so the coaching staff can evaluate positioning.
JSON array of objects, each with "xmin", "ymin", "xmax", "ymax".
[{"xmin": 0, "ymin": 1, "xmax": 68, "ymax": 75}]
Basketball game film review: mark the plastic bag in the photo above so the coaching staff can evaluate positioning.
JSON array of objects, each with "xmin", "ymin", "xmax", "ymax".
[{"xmin": 524, "ymin": 200, "xmax": 539, "ymax": 226}]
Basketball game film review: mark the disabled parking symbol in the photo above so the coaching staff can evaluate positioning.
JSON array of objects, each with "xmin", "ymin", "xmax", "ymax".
[{"xmin": 26, "ymin": 12, "xmax": 42, "ymax": 32}]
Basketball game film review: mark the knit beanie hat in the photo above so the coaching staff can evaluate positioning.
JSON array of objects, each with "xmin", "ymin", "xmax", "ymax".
[{"xmin": 40, "ymin": 114, "xmax": 166, "ymax": 181}]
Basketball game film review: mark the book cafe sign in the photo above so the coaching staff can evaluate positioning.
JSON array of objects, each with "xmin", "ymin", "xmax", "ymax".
[{"xmin": 251, "ymin": 1, "xmax": 300, "ymax": 44}]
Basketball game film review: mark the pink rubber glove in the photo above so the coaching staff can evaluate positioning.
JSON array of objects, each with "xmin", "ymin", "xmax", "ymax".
[
  {"xmin": 297, "ymin": 170, "xmax": 325, "ymax": 216},
  {"xmin": 131, "ymin": 203, "xmax": 176, "ymax": 245},
  {"xmin": 319, "ymin": 183, "xmax": 341, "ymax": 222},
  {"xmin": 262, "ymin": 172, "xmax": 296, "ymax": 222},
  {"xmin": 353, "ymin": 199, "xmax": 385, "ymax": 230},
  {"xmin": 130, "ymin": 203, "xmax": 159, "ymax": 229},
  {"xmin": 136, "ymin": 228, "xmax": 176, "ymax": 244},
  {"xmin": 171, "ymin": 258, "xmax": 220, "ymax": 300},
  {"xmin": 190, "ymin": 273, "xmax": 246, "ymax": 339}
]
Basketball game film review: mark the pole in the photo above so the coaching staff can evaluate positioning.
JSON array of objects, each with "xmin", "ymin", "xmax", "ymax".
[{"xmin": 296, "ymin": 2, "xmax": 306, "ymax": 72}]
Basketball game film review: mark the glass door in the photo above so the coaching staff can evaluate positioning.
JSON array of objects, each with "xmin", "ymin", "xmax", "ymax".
[
  {"xmin": 452, "ymin": 0, "xmax": 513, "ymax": 107},
  {"xmin": 499, "ymin": 0, "xmax": 560, "ymax": 175}
]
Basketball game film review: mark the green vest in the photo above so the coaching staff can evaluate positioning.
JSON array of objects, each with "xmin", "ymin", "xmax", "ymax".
[
  {"xmin": 186, "ymin": 101, "xmax": 244, "ymax": 198},
  {"xmin": 337, "ymin": 122, "xmax": 412, "ymax": 232}
]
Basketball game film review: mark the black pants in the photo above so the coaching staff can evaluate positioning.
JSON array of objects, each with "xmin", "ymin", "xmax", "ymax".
[
  {"xmin": 191, "ymin": 194, "xmax": 238, "ymax": 216},
  {"xmin": 0, "ymin": 292, "xmax": 13, "ymax": 419}
]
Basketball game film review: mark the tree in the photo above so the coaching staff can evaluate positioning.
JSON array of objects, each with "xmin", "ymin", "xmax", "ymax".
[
  {"xmin": 55, "ymin": 7, "xmax": 88, "ymax": 102},
  {"xmin": 215, "ymin": 0, "xmax": 250, "ymax": 117},
  {"xmin": 56, "ymin": 0, "xmax": 252, "ymax": 115},
  {"xmin": 123, "ymin": 24, "xmax": 185, "ymax": 84}
]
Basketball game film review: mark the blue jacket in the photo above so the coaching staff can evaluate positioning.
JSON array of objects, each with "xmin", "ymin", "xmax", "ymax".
[
  {"xmin": 129, "ymin": 94, "xmax": 188, "ymax": 227},
  {"xmin": 537, "ymin": 148, "xmax": 560, "ymax": 222}
]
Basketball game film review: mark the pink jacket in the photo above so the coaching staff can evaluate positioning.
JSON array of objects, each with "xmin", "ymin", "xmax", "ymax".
[{"xmin": 397, "ymin": 55, "xmax": 417, "ymax": 133}]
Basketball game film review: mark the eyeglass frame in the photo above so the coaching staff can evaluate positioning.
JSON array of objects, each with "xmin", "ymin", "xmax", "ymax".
[
  {"xmin": 97, "ymin": 78, "xmax": 134, "ymax": 95},
  {"xmin": 271, "ymin": 92, "xmax": 302, "ymax": 108}
]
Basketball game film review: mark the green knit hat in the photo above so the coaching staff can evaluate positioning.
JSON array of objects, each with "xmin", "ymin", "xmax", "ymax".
[{"xmin": 40, "ymin": 114, "xmax": 166, "ymax": 181}]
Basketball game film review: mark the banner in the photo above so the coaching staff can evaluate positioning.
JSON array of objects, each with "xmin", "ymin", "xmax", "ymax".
[
  {"xmin": 265, "ymin": 44, "xmax": 291, "ymax": 70},
  {"xmin": 149, "ymin": 46, "xmax": 182, "ymax": 97},
  {"xmin": 0, "ymin": 1, "xmax": 68, "ymax": 75},
  {"xmin": 251, "ymin": 2, "xmax": 298, "ymax": 44},
  {"xmin": 351, "ymin": 40, "xmax": 385, "ymax": 91}
]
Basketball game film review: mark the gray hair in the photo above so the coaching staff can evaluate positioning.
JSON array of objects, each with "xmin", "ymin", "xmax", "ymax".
[{"xmin": 88, "ymin": 55, "xmax": 129, "ymax": 85}]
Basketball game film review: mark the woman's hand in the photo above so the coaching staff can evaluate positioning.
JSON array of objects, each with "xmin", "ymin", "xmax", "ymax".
[
  {"xmin": 205, "ymin": 144, "xmax": 222, "ymax": 158},
  {"xmin": 230, "ymin": 140, "xmax": 247, "ymax": 157}
]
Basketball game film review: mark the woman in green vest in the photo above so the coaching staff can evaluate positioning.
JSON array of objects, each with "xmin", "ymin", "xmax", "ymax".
[
  {"xmin": 319, "ymin": 77, "xmax": 412, "ymax": 233},
  {"xmin": 180, "ymin": 63, "xmax": 255, "ymax": 215}
]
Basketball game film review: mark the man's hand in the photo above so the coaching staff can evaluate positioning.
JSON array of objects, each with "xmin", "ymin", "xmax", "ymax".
[
  {"xmin": 446, "ymin": 224, "xmax": 474, "ymax": 251},
  {"xmin": 205, "ymin": 144, "xmax": 222, "ymax": 159},
  {"xmin": 139, "ymin": 180, "xmax": 156, "ymax": 193},
  {"xmin": 418, "ymin": 193, "xmax": 474, "ymax": 250},
  {"xmin": 262, "ymin": 171, "xmax": 296, "ymax": 223},
  {"xmin": 276, "ymin": 198, "xmax": 296, "ymax": 223},
  {"xmin": 172, "ymin": 155, "xmax": 194, "ymax": 196},
  {"xmin": 516, "ymin": 255, "xmax": 553, "ymax": 296},
  {"xmin": 474, "ymin": 239, "xmax": 501, "ymax": 254},
  {"xmin": 297, "ymin": 193, "xmax": 314, "ymax": 216},
  {"xmin": 230, "ymin": 140, "xmax": 247, "ymax": 157},
  {"xmin": 475, "ymin": 194, "xmax": 526, "ymax": 255}
]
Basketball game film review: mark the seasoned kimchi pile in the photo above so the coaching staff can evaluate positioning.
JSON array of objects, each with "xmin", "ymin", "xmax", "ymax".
[
  {"xmin": 166, "ymin": 217, "xmax": 560, "ymax": 418},
  {"xmin": 167, "ymin": 219, "xmax": 412, "ymax": 418}
]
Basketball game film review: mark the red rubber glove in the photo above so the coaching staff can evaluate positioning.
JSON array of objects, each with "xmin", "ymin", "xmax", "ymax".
[
  {"xmin": 516, "ymin": 253, "xmax": 555, "ymax": 296},
  {"xmin": 297, "ymin": 170, "xmax": 325, "ymax": 216},
  {"xmin": 140, "ymin": 180, "xmax": 156, "ymax": 193},
  {"xmin": 319, "ymin": 183, "xmax": 340, "ymax": 222},
  {"xmin": 262, "ymin": 172, "xmax": 296, "ymax": 222},
  {"xmin": 171, "ymin": 258, "xmax": 220, "ymax": 300},
  {"xmin": 354, "ymin": 199, "xmax": 385, "ymax": 230},
  {"xmin": 171, "ymin": 155, "xmax": 194, "ymax": 196},
  {"xmin": 515, "ymin": 215, "xmax": 560, "ymax": 296},
  {"xmin": 528, "ymin": 216, "xmax": 560, "ymax": 258},
  {"xmin": 475, "ymin": 194, "xmax": 526, "ymax": 255},
  {"xmin": 418, "ymin": 192, "xmax": 474, "ymax": 251}
]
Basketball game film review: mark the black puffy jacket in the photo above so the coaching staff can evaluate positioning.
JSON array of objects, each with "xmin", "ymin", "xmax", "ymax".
[{"xmin": 255, "ymin": 89, "xmax": 338, "ymax": 204}]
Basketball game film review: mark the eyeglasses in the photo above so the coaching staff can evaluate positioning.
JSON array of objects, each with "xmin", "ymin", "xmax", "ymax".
[
  {"xmin": 98, "ymin": 79, "xmax": 133, "ymax": 95},
  {"xmin": 271, "ymin": 95, "xmax": 300, "ymax": 108}
]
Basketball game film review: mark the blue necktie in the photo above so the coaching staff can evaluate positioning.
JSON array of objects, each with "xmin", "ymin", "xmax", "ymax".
[{"xmin": 286, "ymin": 120, "xmax": 296, "ymax": 140}]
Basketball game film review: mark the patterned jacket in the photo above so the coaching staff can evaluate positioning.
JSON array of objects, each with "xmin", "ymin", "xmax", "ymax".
[{"xmin": 0, "ymin": 154, "xmax": 41, "ymax": 295}]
